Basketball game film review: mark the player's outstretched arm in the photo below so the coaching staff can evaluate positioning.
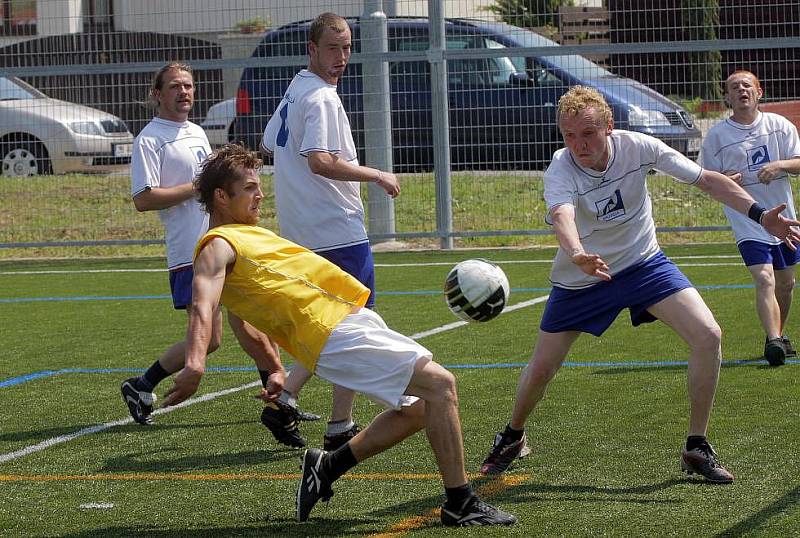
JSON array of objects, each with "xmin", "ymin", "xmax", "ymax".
[
  {"xmin": 696, "ymin": 170, "xmax": 800, "ymax": 249},
  {"xmin": 163, "ymin": 238, "xmax": 235, "ymax": 407},
  {"xmin": 550, "ymin": 204, "xmax": 611, "ymax": 281}
]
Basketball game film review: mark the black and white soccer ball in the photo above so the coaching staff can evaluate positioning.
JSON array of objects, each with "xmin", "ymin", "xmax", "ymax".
[{"xmin": 444, "ymin": 259, "xmax": 510, "ymax": 322}]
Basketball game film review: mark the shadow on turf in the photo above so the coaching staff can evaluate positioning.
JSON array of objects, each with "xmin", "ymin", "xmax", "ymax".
[
  {"xmin": 0, "ymin": 419, "xmax": 260, "ymax": 443},
  {"xmin": 100, "ymin": 447, "xmax": 302, "ymax": 473},
  {"xmin": 59, "ymin": 517, "xmax": 378, "ymax": 537},
  {"xmin": 715, "ymin": 484, "xmax": 799, "ymax": 537}
]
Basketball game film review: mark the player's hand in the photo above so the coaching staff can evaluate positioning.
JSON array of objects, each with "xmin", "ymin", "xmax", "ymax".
[
  {"xmin": 375, "ymin": 171, "xmax": 400, "ymax": 198},
  {"xmin": 162, "ymin": 367, "xmax": 203, "ymax": 407},
  {"xmin": 571, "ymin": 251, "xmax": 611, "ymax": 281},
  {"xmin": 253, "ymin": 370, "xmax": 285, "ymax": 402},
  {"xmin": 760, "ymin": 203, "xmax": 800, "ymax": 250},
  {"xmin": 756, "ymin": 162, "xmax": 782, "ymax": 184},
  {"xmin": 723, "ymin": 170, "xmax": 743, "ymax": 184}
]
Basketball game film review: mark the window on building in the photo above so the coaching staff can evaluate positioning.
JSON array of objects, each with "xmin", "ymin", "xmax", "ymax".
[
  {"xmin": 1, "ymin": 0, "xmax": 37, "ymax": 36},
  {"xmin": 83, "ymin": 0, "xmax": 113, "ymax": 32}
]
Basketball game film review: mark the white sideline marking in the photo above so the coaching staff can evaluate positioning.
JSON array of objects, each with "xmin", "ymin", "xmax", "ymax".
[
  {"xmin": 0, "ymin": 381, "xmax": 260, "ymax": 464},
  {"xmin": 410, "ymin": 295, "xmax": 549, "ymax": 339}
]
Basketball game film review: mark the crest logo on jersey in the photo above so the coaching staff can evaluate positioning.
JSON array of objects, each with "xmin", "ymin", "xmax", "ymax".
[
  {"xmin": 191, "ymin": 146, "xmax": 208, "ymax": 164},
  {"xmin": 746, "ymin": 145, "xmax": 770, "ymax": 171},
  {"xmin": 595, "ymin": 189, "xmax": 625, "ymax": 221}
]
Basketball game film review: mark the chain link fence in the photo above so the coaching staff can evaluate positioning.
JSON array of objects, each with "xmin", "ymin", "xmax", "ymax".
[{"xmin": 1, "ymin": 0, "xmax": 798, "ymax": 255}]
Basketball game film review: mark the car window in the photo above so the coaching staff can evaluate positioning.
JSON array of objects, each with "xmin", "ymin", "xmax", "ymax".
[
  {"xmin": 0, "ymin": 77, "xmax": 36, "ymax": 100},
  {"xmin": 391, "ymin": 35, "xmax": 518, "ymax": 87}
]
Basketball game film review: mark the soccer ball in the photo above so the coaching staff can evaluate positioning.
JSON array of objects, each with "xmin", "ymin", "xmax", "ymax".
[{"xmin": 444, "ymin": 259, "xmax": 510, "ymax": 322}]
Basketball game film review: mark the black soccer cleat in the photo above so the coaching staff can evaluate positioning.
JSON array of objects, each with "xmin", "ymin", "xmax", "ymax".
[
  {"xmin": 480, "ymin": 431, "xmax": 529, "ymax": 475},
  {"xmin": 323, "ymin": 423, "xmax": 361, "ymax": 451},
  {"xmin": 297, "ymin": 448, "xmax": 334, "ymax": 522},
  {"xmin": 261, "ymin": 400, "xmax": 306, "ymax": 448},
  {"xmin": 441, "ymin": 495, "xmax": 517, "ymax": 527},
  {"xmin": 681, "ymin": 441, "xmax": 734, "ymax": 484},
  {"xmin": 120, "ymin": 377, "xmax": 155, "ymax": 426},
  {"xmin": 764, "ymin": 337, "xmax": 786, "ymax": 366}
]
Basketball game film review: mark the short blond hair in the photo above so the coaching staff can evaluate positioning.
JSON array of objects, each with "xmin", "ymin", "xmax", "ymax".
[
  {"xmin": 309, "ymin": 12, "xmax": 349, "ymax": 44},
  {"xmin": 558, "ymin": 85, "xmax": 612, "ymax": 124}
]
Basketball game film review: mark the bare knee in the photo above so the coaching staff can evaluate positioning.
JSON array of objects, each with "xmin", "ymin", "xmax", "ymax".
[
  {"xmin": 753, "ymin": 267, "xmax": 776, "ymax": 293},
  {"xmin": 689, "ymin": 320, "xmax": 722, "ymax": 357},
  {"xmin": 775, "ymin": 273, "xmax": 796, "ymax": 296},
  {"xmin": 422, "ymin": 363, "xmax": 459, "ymax": 406}
]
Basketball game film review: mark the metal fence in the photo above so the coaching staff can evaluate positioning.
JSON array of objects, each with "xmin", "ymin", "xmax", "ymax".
[{"xmin": 1, "ymin": 0, "xmax": 798, "ymax": 253}]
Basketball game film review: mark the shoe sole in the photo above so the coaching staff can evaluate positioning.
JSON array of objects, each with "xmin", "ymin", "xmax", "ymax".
[{"xmin": 680, "ymin": 460, "xmax": 734, "ymax": 484}]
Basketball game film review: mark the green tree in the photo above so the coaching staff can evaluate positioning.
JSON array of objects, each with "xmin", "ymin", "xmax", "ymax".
[
  {"xmin": 682, "ymin": 0, "xmax": 722, "ymax": 101},
  {"xmin": 483, "ymin": 0, "xmax": 573, "ymax": 30}
]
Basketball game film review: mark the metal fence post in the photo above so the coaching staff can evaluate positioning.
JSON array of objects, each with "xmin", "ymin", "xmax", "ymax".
[
  {"xmin": 428, "ymin": 0, "xmax": 453, "ymax": 249},
  {"xmin": 361, "ymin": 1, "xmax": 395, "ymax": 242}
]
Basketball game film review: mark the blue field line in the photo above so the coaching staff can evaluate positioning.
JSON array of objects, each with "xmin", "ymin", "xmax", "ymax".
[
  {"xmin": 0, "ymin": 284, "xmax": 756, "ymax": 304},
  {"xmin": 1, "ymin": 360, "xmax": 794, "ymax": 390}
]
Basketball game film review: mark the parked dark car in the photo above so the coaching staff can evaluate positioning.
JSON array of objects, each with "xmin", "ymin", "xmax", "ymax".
[{"xmin": 231, "ymin": 17, "xmax": 701, "ymax": 171}]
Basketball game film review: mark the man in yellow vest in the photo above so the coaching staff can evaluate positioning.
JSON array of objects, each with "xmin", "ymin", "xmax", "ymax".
[{"xmin": 161, "ymin": 144, "xmax": 517, "ymax": 527}]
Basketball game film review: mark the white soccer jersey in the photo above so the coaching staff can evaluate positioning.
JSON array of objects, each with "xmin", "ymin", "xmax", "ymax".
[
  {"xmin": 544, "ymin": 130, "xmax": 702, "ymax": 289},
  {"xmin": 262, "ymin": 69, "xmax": 367, "ymax": 252},
  {"xmin": 701, "ymin": 111, "xmax": 800, "ymax": 245},
  {"xmin": 131, "ymin": 117, "xmax": 210, "ymax": 270}
]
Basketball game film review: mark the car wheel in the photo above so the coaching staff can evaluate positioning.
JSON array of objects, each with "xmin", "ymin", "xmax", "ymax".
[{"xmin": 1, "ymin": 140, "xmax": 52, "ymax": 177}]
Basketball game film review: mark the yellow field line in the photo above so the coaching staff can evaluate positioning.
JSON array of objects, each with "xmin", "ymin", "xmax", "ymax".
[
  {"xmin": 367, "ymin": 474, "xmax": 529, "ymax": 538},
  {"xmin": 0, "ymin": 471, "xmax": 515, "ymax": 482}
]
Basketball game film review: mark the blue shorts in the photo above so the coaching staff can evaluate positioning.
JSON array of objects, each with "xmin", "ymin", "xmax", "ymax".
[
  {"xmin": 540, "ymin": 252, "xmax": 693, "ymax": 336},
  {"xmin": 316, "ymin": 242, "xmax": 376, "ymax": 308},
  {"xmin": 738, "ymin": 240, "xmax": 798, "ymax": 270},
  {"xmin": 168, "ymin": 266, "xmax": 193, "ymax": 310}
]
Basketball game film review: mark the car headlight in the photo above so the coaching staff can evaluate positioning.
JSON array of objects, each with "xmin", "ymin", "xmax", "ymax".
[
  {"xmin": 627, "ymin": 106, "xmax": 670, "ymax": 127},
  {"xmin": 69, "ymin": 121, "xmax": 103, "ymax": 136}
]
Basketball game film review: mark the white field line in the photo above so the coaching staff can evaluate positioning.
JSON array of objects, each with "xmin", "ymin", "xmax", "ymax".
[
  {"xmin": 1, "ymin": 255, "xmax": 741, "ymax": 275},
  {"xmin": 410, "ymin": 295, "xmax": 549, "ymax": 339},
  {"xmin": 0, "ymin": 293, "xmax": 550, "ymax": 464},
  {"xmin": 0, "ymin": 381, "xmax": 260, "ymax": 464}
]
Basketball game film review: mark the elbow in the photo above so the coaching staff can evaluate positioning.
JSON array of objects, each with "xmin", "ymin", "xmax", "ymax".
[{"xmin": 132, "ymin": 198, "xmax": 148, "ymax": 212}]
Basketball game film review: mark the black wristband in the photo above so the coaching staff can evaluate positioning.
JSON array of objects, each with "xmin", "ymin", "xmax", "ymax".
[
  {"xmin": 748, "ymin": 203, "xmax": 767, "ymax": 224},
  {"xmin": 258, "ymin": 369, "xmax": 271, "ymax": 388}
]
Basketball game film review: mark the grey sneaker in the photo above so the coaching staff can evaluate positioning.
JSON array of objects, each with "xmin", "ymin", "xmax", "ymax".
[
  {"xmin": 441, "ymin": 496, "xmax": 517, "ymax": 526},
  {"xmin": 296, "ymin": 448, "xmax": 334, "ymax": 522},
  {"xmin": 764, "ymin": 337, "xmax": 786, "ymax": 366},
  {"xmin": 681, "ymin": 441, "xmax": 734, "ymax": 484},
  {"xmin": 120, "ymin": 378, "xmax": 155, "ymax": 425},
  {"xmin": 479, "ymin": 431, "xmax": 529, "ymax": 475},
  {"xmin": 296, "ymin": 409, "xmax": 322, "ymax": 422}
]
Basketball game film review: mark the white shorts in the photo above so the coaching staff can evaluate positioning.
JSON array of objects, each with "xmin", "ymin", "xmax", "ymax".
[{"xmin": 315, "ymin": 308, "xmax": 430, "ymax": 410}]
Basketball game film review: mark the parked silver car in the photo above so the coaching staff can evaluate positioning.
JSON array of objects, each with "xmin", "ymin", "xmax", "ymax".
[
  {"xmin": 0, "ymin": 76, "xmax": 134, "ymax": 177},
  {"xmin": 200, "ymin": 98, "xmax": 235, "ymax": 148}
]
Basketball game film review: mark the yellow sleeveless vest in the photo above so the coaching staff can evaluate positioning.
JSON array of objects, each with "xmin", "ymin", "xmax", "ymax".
[{"xmin": 195, "ymin": 224, "xmax": 370, "ymax": 372}]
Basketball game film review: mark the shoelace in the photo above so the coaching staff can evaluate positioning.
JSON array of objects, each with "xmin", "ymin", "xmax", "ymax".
[{"xmin": 697, "ymin": 443, "xmax": 721, "ymax": 468}]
